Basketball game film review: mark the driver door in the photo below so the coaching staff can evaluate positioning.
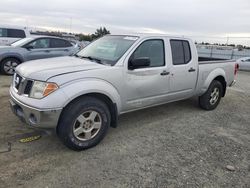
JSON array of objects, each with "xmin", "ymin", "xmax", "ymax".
[{"xmin": 124, "ymin": 39, "xmax": 170, "ymax": 111}]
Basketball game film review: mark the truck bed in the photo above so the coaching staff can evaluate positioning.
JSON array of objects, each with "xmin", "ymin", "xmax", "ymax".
[
  {"xmin": 198, "ymin": 57, "xmax": 235, "ymax": 64},
  {"xmin": 195, "ymin": 57, "xmax": 236, "ymax": 96}
]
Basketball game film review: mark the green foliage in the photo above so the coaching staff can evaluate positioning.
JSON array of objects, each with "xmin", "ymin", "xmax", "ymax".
[
  {"xmin": 93, "ymin": 27, "xmax": 110, "ymax": 39},
  {"xmin": 78, "ymin": 34, "xmax": 93, "ymax": 41},
  {"xmin": 78, "ymin": 27, "xmax": 110, "ymax": 41}
]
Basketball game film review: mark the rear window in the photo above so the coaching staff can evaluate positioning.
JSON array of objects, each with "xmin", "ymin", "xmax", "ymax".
[
  {"xmin": 170, "ymin": 40, "xmax": 191, "ymax": 65},
  {"xmin": 0, "ymin": 28, "xmax": 7, "ymax": 37},
  {"xmin": 50, "ymin": 38, "xmax": 72, "ymax": 48},
  {"xmin": 7, "ymin": 29, "xmax": 26, "ymax": 38}
]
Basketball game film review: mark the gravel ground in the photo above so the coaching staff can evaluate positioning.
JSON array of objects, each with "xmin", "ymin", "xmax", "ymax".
[{"xmin": 0, "ymin": 72, "xmax": 249, "ymax": 188}]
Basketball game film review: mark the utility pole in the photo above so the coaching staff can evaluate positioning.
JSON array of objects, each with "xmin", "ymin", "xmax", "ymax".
[
  {"xmin": 226, "ymin": 36, "xmax": 229, "ymax": 46},
  {"xmin": 25, "ymin": 19, "xmax": 29, "ymax": 28},
  {"xmin": 69, "ymin": 17, "xmax": 72, "ymax": 33}
]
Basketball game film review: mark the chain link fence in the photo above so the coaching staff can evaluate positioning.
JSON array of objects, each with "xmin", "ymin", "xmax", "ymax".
[
  {"xmin": 196, "ymin": 45, "xmax": 250, "ymax": 60},
  {"xmin": 189, "ymin": 36, "xmax": 250, "ymax": 60}
]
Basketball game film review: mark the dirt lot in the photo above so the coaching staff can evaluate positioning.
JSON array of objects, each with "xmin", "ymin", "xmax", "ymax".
[{"xmin": 0, "ymin": 72, "xmax": 250, "ymax": 188}]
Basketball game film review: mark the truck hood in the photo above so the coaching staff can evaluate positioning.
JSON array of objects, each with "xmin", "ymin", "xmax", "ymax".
[{"xmin": 16, "ymin": 56, "xmax": 107, "ymax": 81}]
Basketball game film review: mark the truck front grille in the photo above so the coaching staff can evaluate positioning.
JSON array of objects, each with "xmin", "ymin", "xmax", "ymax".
[
  {"xmin": 13, "ymin": 73, "xmax": 33, "ymax": 96},
  {"xmin": 24, "ymin": 80, "xmax": 33, "ymax": 95},
  {"xmin": 14, "ymin": 73, "xmax": 23, "ymax": 91}
]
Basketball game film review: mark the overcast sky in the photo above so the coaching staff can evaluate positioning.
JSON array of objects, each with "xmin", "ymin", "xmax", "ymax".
[{"xmin": 1, "ymin": 0, "xmax": 250, "ymax": 44}]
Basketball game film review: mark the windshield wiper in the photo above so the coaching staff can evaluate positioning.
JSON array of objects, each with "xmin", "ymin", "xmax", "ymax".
[
  {"xmin": 73, "ymin": 54, "xmax": 80, "ymax": 57},
  {"xmin": 80, "ymin": 56, "xmax": 103, "ymax": 64}
]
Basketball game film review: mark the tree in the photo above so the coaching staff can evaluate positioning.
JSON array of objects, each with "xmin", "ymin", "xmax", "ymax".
[
  {"xmin": 78, "ymin": 34, "xmax": 93, "ymax": 41},
  {"xmin": 77, "ymin": 27, "xmax": 111, "ymax": 42},
  {"xmin": 93, "ymin": 27, "xmax": 110, "ymax": 39}
]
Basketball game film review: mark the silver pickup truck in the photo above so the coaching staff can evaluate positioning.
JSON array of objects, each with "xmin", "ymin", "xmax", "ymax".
[{"xmin": 9, "ymin": 34, "xmax": 238, "ymax": 150}]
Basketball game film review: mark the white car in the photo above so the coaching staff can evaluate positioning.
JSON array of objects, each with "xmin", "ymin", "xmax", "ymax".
[
  {"xmin": 9, "ymin": 34, "xmax": 238, "ymax": 150},
  {"xmin": 0, "ymin": 25, "xmax": 31, "ymax": 46},
  {"xmin": 236, "ymin": 57, "xmax": 250, "ymax": 71}
]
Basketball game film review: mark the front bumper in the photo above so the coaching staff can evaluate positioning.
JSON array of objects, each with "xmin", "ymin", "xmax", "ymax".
[{"xmin": 9, "ymin": 93, "xmax": 62, "ymax": 129}]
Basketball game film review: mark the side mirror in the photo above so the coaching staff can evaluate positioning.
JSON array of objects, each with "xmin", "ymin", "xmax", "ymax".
[
  {"xmin": 128, "ymin": 57, "xmax": 150, "ymax": 70},
  {"xmin": 24, "ymin": 45, "xmax": 34, "ymax": 50}
]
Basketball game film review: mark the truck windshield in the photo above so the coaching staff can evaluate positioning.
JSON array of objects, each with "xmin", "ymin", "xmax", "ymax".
[{"xmin": 76, "ymin": 35, "xmax": 139, "ymax": 65}]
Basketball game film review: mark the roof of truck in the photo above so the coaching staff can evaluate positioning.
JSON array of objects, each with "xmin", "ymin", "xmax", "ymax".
[{"xmin": 109, "ymin": 33, "xmax": 190, "ymax": 39}]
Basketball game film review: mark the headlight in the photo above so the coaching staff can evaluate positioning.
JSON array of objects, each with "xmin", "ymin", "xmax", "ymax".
[{"xmin": 30, "ymin": 81, "xmax": 58, "ymax": 99}]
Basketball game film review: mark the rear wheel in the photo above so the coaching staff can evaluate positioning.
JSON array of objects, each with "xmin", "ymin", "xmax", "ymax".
[
  {"xmin": 0, "ymin": 58, "xmax": 21, "ymax": 75},
  {"xmin": 57, "ymin": 96, "xmax": 111, "ymax": 151},
  {"xmin": 199, "ymin": 80, "xmax": 223, "ymax": 110}
]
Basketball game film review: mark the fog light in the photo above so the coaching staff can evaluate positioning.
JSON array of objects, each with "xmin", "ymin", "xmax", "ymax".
[{"xmin": 29, "ymin": 114, "xmax": 37, "ymax": 124}]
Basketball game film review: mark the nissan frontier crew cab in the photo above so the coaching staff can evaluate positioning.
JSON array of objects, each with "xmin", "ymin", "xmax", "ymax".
[{"xmin": 9, "ymin": 34, "xmax": 238, "ymax": 150}]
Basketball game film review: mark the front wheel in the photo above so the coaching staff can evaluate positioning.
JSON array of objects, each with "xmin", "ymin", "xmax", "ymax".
[
  {"xmin": 57, "ymin": 96, "xmax": 111, "ymax": 151},
  {"xmin": 199, "ymin": 80, "xmax": 223, "ymax": 110},
  {"xmin": 0, "ymin": 58, "xmax": 21, "ymax": 75}
]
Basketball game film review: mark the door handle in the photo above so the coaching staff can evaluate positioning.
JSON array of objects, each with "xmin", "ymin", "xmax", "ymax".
[
  {"xmin": 44, "ymin": 50, "xmax": 50, "ymax": 53},
  {"xmin": 188, "ymin": 67, "xmax": 196, "ymax": 72},
  {"xmin": 64, "ymin": 49, "xmax": 69, "ymax": 52},
  {"xmin": 160, "ymin": 70, "xmax": 170, "ymax": 76}
]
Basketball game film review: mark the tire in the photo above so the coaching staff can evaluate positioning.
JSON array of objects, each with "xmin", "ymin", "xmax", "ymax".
[
  {"xmin": 57, "ymin": 96, "xmax": 111, "ymax": 151},
  {"xmin": 0, "ymin": 58, "xmax": 21, "ymax": 75},
  {"xmin": 199, "ymin": 80, "xmax": 223, "ymax": 110}
]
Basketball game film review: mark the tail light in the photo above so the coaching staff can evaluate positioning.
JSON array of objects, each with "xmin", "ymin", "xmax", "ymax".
[{"xmin": 234, "ymin": 63, "xmax": 239, "ymax": 75}]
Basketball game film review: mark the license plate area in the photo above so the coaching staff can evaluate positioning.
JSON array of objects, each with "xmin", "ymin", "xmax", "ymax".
[{"xmin": 9, "ymin": 99, "xmax": 25, "ymax": 123}]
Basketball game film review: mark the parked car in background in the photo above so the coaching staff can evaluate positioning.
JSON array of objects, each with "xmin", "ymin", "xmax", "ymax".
[
  {"xmin": 79, "ymin": 41, "xmax": 91, "ymax": 49},
  {"xmin": 0, "ymin": 36, "xmax": 79, "ymax": 75},
  {"xmin": 236, "ymin": 57, "xmax": 250, "ymax": 71},
  {"xmin": 69, "ymin": 40, "xmax": 82, "ymax": 50},
  {"xmin": 0, "ymin": 25, "xmax": 31, "ymax": 46},
  {"xmin": 70, "ymin": 40, "xmax": 91, "ymax": 50}
]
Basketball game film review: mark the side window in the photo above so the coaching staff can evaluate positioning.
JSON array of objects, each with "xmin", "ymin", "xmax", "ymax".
[
  {"xmin": 7, "ymin": 29, "xmax": 26, "ymax": 38},
  {"xmin": 65, "ymin": 40, "xmax": 73, "ymax": 47},
  {"xmin": 130, "ymin": 39, "xmax": 165, "ymax": 68},
  {"xmin": 50, "ymin": 39, "xmax": 72, "ymax": 48},
  {"xmin": 170, "ymin": 40, "xmax": 191, "ymax": 65},
  {"xmin": 28, "ymin": 38, "xmax": 50, "ymax": 49},
  {"xmin": 0, "ymin": 28, "xmax": 7, "ymax": 37},
  {"xmin": 183, "ymin": 41, "xmax": 191, "ymax": 63}
]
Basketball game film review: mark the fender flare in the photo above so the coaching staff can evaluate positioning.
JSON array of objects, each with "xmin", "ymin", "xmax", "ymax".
[
  {"xmin": 0, "ymin": 53, "xmax": 24, "ymax": 63},
  {"xmin": 201, "ymin": 68, "xmax": 226, "ymax": 95},
  {"xmin": 60, "ymin": 79, "xmax": 122, "ymax": 114}
]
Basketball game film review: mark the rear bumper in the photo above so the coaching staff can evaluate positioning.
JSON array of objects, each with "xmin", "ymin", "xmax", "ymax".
[{"xmin": 9, "ymin": 92, "xmax": 62, "ymax": 129}]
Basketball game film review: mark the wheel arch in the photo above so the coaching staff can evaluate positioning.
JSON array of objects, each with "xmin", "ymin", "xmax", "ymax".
[
  {"xmin": 213, "ymin": 75, "xmax": 226, "ymax": 97},
  {"xmin": 0, "ymin": 55, "xmax": 23, "ymax": 64},
  {"xmin": 0, "ymin": 56, "xmax": 23, "ymax": 74},
  {"xmin": 58, "ymin": 92, "xmax": 118, "ymax": 131},
  {"xmin": 201, "ymin": 68, "xmax": 227, "ymax": 97}
]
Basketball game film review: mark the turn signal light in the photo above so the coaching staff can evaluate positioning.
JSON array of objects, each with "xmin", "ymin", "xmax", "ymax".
[{"xmin": 43, "ymin": 83, "xmax": 58, "ymax": 97}]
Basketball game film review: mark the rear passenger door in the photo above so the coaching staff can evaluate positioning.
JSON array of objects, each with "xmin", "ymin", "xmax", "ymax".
[
  {"xmin": 49, "ymin": 38, "xmax": 74, "ymax": 57},
  {"xmin": 169, "ymin": 40, "xmax": 197, "ymax": 97}
]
